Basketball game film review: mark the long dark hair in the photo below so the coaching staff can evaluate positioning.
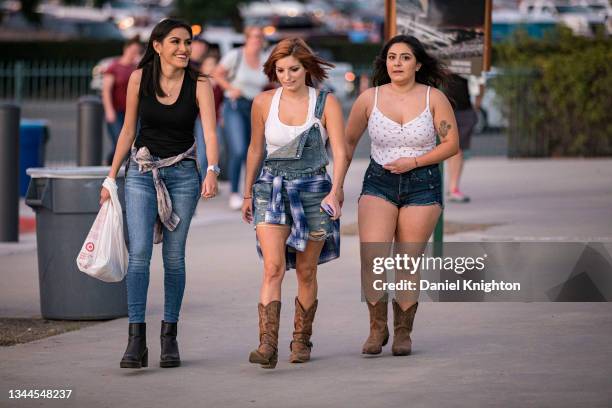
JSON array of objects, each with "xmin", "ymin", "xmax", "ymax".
[
  {"xmin": 371, "ymin": 35, "xmax": 449, "ymax": 88},
  {"xmin": 137, "ymin": 18, "xmax": 203, "ymax": 97}
]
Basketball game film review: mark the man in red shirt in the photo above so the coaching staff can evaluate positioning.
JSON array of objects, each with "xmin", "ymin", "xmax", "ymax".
[{"xmin": 102, "ymin": 37, "xmax": 142, "ymax": 164}]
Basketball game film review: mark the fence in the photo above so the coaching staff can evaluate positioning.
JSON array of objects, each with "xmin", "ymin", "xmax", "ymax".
[
  {"xmin": 0, "ymin": 60, "xmax": 96, "ymax": 102},
  {"xmin": 488, "ymin": 69, "xmax": 550, "ymax": 157}
]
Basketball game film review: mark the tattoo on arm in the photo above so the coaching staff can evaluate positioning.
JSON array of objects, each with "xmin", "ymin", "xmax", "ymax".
[{"xmin": 438, "ymin": 120, "xmax": 451, "ymax": 139}]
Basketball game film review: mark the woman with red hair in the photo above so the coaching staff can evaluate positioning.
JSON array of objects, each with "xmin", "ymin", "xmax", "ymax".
[{"xmin": 241, "ymin": 38, "xmax": 349, "ymax": 368}]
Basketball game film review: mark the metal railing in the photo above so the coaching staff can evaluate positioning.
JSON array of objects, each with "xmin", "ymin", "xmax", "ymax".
[
  {"xmin": 0, "ymin": 60, "xmax": 96, "ymax": 102},
  {"xmin": 488, "ymin": 69, "xmax": 546, "ymax": 157}
]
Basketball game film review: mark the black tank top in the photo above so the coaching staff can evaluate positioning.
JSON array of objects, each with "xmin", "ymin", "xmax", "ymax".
[{"xmin": 135, "ymin": 65, "xmax": 199, "ymax": 158}]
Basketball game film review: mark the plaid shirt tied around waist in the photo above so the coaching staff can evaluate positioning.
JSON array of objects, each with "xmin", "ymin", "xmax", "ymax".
[
  {"xmin": 130, "ymin": 143, "xmax": 198, "ymax": 244},
  {"xmin": 255, "ymin": 169, "xmax": 340, "ymax": 270}
]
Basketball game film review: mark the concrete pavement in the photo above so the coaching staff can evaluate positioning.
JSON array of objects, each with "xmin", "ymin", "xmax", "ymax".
[{"xmin": 1, "ymin": 158, "xmax": 612, "ymax": 407}]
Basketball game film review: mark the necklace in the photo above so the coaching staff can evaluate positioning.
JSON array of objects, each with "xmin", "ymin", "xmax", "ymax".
[{"xmin": 161, "ymin": 73, "xmax": 183, "ymax": 97}]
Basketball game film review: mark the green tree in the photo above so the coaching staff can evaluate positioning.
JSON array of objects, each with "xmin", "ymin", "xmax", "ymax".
[
  {"xmin": 491, "ymin": 27, "xmax": 612, "ymax": 157},
  {"xmin": 20, "ymin": 0, "xmax": 107, "ymax": 23}
]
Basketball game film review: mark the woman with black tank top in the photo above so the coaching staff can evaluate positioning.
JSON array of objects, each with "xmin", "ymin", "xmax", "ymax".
[{"xmin": 100, "ymin": 19, "xmax": 220, "ymax": 369}]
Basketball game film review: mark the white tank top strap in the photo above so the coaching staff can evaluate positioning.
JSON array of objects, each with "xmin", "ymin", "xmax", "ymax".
[
  {"xmin": 267, "ymin": 87, "xmax": 283, "ymax": 122},
  {"xmin": 374, "ymin": 86, "xmax": 379, "ymax": 110},
  {"xmin": 307, "ymin": 86, "xmax": 317, "ymax": 123},
  {"xmin": 426, "ymin": 86, "xmax": 431, "ymax": 112}
]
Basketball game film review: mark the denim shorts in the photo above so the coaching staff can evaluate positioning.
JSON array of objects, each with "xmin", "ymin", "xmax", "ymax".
[
  {"xmin": 360, "ymin": 159, "xmax": 443, "ymax": 208},
  {"xmin": 252, "ymin": 167, "xmax": 334, "ymax": 240}
]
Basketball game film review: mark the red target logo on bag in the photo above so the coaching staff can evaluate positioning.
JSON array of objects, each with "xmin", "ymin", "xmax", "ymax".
[{"xmin": 85, "ymin": 242, "xmax": 95, "ymax": 252}]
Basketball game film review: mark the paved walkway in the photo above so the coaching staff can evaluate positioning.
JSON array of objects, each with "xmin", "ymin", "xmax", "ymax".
[{"xmin": 1, "ymin": 158, "xmax": 611, "ymax": 407}]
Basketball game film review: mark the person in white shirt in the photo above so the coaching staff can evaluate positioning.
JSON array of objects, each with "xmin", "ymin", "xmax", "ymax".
[{"xmin": 214, "ymin": 26, "xmax": 269, "ymax": 210}]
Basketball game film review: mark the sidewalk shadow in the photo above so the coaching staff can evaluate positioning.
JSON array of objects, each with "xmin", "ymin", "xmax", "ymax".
[
  {"xmin": 116, "ymin": 358, "xmax": 208, "ymax": 375},
  {"xmin": 359, "ymin": 349, "xmax": 425, "ymax": 358}
]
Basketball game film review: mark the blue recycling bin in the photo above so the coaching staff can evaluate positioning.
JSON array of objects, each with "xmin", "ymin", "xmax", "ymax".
[{"xmin": 20, "ymin": 119, "xmax": 49, "ymax": 197}]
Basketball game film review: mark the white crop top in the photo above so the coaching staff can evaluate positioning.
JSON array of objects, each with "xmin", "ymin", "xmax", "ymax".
[
  {"xmin": 368, "ymin": 86, "xmax": 437, "ymax": 165},
  {"xmin": 265, "ymin": 86, "xmax": 327, "ymax": 154}
]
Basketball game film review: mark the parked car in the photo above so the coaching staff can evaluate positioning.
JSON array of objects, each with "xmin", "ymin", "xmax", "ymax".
[
  {"xmin": 310, "ymin": 48, "xmax": 355, "ymax": 101},
  {"xmin": 102, "ymin": 1, "xmax": 166, "ymax": 40},
  {"xmin": 200, "ymin": 27, "xmax": 245, "ymax": 57},
  {"xmin": 0, "ymin": 11, "xmax": 124, "ymax": 41},
  {"xmin": 319, "ymin": 62, "xmax": 355, "ymax": 101},
  {"xmin": 519, "ymin": 0, "xmax": 607, "ymax": 36}
]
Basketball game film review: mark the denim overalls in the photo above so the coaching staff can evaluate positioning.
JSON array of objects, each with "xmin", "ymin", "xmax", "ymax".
[{"xmin": 252, "ymin": 90, "xmax": 340, "ymax": 270}]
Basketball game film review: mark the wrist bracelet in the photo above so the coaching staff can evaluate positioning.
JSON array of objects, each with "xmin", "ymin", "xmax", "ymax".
[{"xmin": 243, "ymin": 196, "xmax": 252, "ymax": 199}]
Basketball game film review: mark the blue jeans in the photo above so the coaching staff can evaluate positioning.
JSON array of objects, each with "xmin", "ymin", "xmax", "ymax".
[
  {"xmin": 106, "ymin": 111, "xmax": 125, "ymax": 165},
  {"xmin": 222, "ymin": 97, "xmax": 252, "ymax": 193},
  {"xmin": 125, "ymin": 159, "xmax": 201, "ymax": 323}
]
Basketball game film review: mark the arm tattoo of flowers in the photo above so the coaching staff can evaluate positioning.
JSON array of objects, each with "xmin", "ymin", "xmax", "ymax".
[{"xmin": 438, "ymin": 120, "xmax": 451, "ymax": 139}]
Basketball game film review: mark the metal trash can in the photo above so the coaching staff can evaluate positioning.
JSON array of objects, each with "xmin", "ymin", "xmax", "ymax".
[
  {"xmin": 25, "ymin": 166, "xmax": 127, "ymax": 320},
  {"xmin": 19, "ymin": 119, "xmax": 49, "ymax": 197}
]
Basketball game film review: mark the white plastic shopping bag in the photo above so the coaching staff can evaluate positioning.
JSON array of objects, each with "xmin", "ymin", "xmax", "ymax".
[{"xmin": 76, "ymin": 177, "xmax": 128, "ymax": 282}]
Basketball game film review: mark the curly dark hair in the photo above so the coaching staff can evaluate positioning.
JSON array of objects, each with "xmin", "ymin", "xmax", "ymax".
[{"xmin": 371, "ymin": 35, "xmax": 450, "ymax": 88}]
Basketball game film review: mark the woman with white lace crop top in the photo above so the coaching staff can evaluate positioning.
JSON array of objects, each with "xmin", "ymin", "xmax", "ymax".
[{"xmin": 346, "ymin": 35, "xmax": 459, "ymax": 357}]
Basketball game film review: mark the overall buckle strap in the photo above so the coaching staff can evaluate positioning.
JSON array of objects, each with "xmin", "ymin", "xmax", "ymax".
[{"xmin": 314, "ymin": 89, "xmax": 329, "ymax": 120}]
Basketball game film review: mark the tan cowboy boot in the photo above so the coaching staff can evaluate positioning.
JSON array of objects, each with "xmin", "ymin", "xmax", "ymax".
[
  {"xmin": 289, "ymin": 297, "xmax": 318, "ymax": 363},
  {"xmin": 392, "ymin": 300, "xmax": 418, "ymax": 356},
  {"xmin": 248, "ymin": 301, "xmax": 281, "ymax": 369},
  {"xmin": 362, "ymin": 301, "xmax": 389, "ymax": 354}
]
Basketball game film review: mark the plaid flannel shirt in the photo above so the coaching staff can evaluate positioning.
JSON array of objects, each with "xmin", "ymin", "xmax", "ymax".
[
  {"xmin": 130, "ymin": 143, "xmax": 198, "ymax": 244},
  {"xmin": 255, "ymin": 170, "xmax": 340, "ymax": 270}
]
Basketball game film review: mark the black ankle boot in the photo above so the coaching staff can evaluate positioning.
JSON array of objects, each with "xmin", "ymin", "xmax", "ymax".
[
  {"xmin": 160, "ymin": 321, "xmax": 181, "ymax": 368},
  {"xmin": 120, "ymin": 323, "xmax": 148, "ymax": 369}
]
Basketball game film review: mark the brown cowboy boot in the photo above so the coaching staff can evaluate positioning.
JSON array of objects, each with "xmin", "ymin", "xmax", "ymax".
[
  {"xmin": 289, "ymin": 297, "xmax": 318, "ymax": 363},
  {"xmin": 392, "ymin": 300, "xmax": 418, "ymax": 356},
  {"xmin": 362, "ymin": 301, "xmax": 389, "ymax": 355},
  {"xmin": 248, "ymin": 301, "xmax": 281, "ymax": 369}
]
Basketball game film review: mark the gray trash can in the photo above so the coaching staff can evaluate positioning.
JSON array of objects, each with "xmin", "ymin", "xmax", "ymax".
[{"xmin": 25, "ymin": 166, "xmax": 128, "ymax": 320}]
